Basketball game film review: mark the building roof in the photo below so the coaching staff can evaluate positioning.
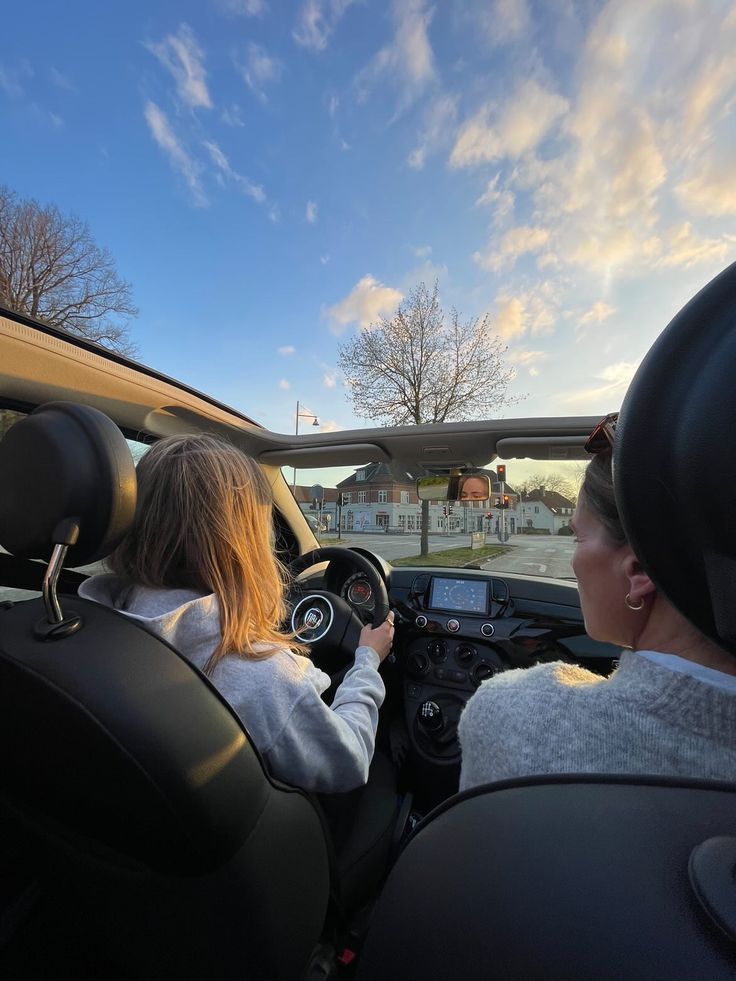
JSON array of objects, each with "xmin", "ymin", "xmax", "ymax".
[
  {"xmin": 293, "ymin": 485, "xmax": 339, "ymax": 504},
  {"xmin": 336, "ymin": 463, "xmax": 502, "ymax": 490},
  {"xmin": 521, "ymin": 488, "xmax": 575, "ymax": 513},
  {"xmin": 336, "ymin": 462, "xmax": 430, "ymax": 489}
]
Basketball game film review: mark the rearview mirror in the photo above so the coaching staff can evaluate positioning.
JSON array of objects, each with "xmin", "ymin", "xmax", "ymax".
[{"xmin": 416, "ymin": 472, "xmax": 492, "ymax": 502}]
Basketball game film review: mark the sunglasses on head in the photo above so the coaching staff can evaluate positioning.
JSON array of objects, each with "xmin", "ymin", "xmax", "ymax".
[{"xmin": 584, "ymin": 412, "xmax": 619, "ymax": 454}]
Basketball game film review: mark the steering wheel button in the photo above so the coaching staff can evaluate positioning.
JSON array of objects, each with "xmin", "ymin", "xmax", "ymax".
[
  {"xmin": 415, "ymin": 614, "xmax": 428, "ymax": 628},
  {"xmin": 481, "ymin": 623, "xmax": 495, "ymax": 637},
  {"xmin": 447, "ymin": 618, "xmax": 460, "ymax": 633}
]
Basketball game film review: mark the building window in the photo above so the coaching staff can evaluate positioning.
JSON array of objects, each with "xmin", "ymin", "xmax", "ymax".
[
  {"xmin": 398, "ymin": 515, "xmax": 405, "ymax": 528},
  {"xmin": 358, "ymin": 491, "xmax": 367, "ymax": 503},
  {"xmin": 534, "ymin": 506, "xmax": 539, "ymax": 514},
  {"xmin": 400, "ymin": 491, "xmax": 410, "ymax": 504},
  {"xmin": 356, "ymin": 469, "xmax": 366, "ymax": 481},
  {"xmin": 343, "ymin": 493, "xmax": 352, "ymax": 505},
  {"xmin": 378, "ymin": 490, "xmax": 388, "ymax": 503}
]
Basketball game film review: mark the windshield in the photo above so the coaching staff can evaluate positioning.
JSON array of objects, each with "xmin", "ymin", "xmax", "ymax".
[
  {"xmin": 288, "ymin": 457, "xmax": 580, "ymax": 579},
  {"xmin": 3, "ymin": 1, "xmax": 735, "ymax": 587}
]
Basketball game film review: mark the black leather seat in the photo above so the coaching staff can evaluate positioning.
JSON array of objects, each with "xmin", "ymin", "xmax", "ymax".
[
  {"xmin": 0, "ymin": 402, "xmax": 331, "ymax": 981},
  {"xmin": 355, "ymin": 262, "xmax": 736, "ymax": 980}
]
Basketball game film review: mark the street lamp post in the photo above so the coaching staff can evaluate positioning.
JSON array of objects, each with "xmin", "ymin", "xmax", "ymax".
[{"xmin": 292, "ymin": 400, "xmax": 319, "ymax": 491}]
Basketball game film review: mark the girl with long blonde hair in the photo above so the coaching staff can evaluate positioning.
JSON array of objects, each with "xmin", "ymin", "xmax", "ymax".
[{"xmin": 80, "ymin": 433, "xmax": 394, "ymax": 793}]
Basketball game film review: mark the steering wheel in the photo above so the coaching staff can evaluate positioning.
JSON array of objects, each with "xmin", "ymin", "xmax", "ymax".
[{"xmin": 288, "ymin": 546, "xmax": 391, "ymax": 676}]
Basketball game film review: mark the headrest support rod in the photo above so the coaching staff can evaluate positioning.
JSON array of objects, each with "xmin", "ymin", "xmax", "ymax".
[
  {"xmin": 36, "ymin": 518, "xmax": 83, "ymax": 641},
  {"xmin": 43, "ymin": 543, "xmax": 70, "ymax": 624}
]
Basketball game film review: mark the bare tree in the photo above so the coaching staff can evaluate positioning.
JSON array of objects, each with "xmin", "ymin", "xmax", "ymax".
[
  {"xmin": 516, "ymin": 471, "xmax": 578, "ymax": 504},
  {"xmin": 0, "ymin": 186, "xmax": 137, "ymax": 355},
  {"xmin": 338, "ymin": 281, "xmax": 518, "ymax": 554}
]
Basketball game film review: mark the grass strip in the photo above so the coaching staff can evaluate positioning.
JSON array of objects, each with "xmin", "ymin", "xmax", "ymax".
[{"xmin": 391, "ymin": 545, "xmax": 510, "ymax": 568}]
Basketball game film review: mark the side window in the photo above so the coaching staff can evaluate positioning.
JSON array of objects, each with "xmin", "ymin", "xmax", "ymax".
[{"xmin": 0, "ymin": 409, "xmax": 37, "ymax": 601}]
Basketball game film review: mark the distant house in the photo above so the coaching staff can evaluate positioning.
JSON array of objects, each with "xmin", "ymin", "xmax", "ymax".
[
  {"xmin": 336, "ymin": 463, "xmax": 427, "ymax": 533},
  {"xmin": 518, "ymin": 487, "xmax": 575, "ymax": 533}
]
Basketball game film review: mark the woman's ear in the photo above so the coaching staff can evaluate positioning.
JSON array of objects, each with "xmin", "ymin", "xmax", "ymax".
[{"xmin": 621, "ymin": 550, "xmax": 656, "ymax": 602}]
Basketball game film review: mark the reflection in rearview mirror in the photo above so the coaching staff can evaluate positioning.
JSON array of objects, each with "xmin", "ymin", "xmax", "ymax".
[{"xmin": 416, "ymin": 471, "xmax": 491, "ymax": 502}]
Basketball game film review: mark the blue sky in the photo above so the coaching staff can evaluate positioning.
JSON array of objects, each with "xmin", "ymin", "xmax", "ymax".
[{"xmin": 3, "ymin": 0, "xmax": 736, "ymax": 437}]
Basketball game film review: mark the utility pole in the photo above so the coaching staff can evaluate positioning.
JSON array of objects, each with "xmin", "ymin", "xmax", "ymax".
[{"xmin": 497, "ymin": 464, "xmax": 509, "ymax": 544}]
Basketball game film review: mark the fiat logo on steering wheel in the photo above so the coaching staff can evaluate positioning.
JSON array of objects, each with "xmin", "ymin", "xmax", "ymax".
[{"xmin": 303, "ymin": 607, "xmax": 323, "ymax": 630}]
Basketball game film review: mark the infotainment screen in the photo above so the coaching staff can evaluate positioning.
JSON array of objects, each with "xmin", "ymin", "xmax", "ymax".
[{"xmin": 429, "ymin": 577, "xmax": 488, "ymax": 614}]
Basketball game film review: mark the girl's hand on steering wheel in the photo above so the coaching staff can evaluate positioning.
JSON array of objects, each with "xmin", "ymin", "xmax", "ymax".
[{"xmin": 359, "ymin": 612, "xmax": 395, "ymax": 662}]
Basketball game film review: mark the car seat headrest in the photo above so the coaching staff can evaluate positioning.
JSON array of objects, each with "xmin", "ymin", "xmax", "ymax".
[
  {"xmin": 0, "ymin": 401, "xmax": 137, "ymax": 566},
  {"xmin": 615, "ymin": 260, "xmax": 736, "ymax": 654}
]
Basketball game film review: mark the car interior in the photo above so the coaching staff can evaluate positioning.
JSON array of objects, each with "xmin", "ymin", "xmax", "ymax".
[{"xmin": 2, "ymin": 262, "xmax": 736, "ymax": 979}]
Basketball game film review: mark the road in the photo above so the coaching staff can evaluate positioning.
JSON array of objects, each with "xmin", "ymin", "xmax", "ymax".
[
  {"xmin": 318, "ymin": 532, "xmax": 575, "ymax": 578},
  {"xmin": 0, "ymin": 534, "xmax": 575, "ymax": 605}
]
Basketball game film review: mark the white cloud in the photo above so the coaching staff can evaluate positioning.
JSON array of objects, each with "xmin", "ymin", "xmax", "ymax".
[
  {"xmin": 562, "ymin": 361, "xmax": 639, "ymax": 408},
  {"xmin": 529, "ymin": 366, "xmax": 540, "ymax": 377},
  {"xmin": 320, "ymin": 419, "xmax": 342, "ymax": 433},
  {"xmin": 677, "ymin": 153, "xmax": 736, "ymax": 217},
  {"xmin": 293, "ymin": 0, "xmax": 357, "ymax": 51},
  {"xmin": 278, "ymin": 378, "xmax": 291, "ymax": 390},
  {"xmin": 653, "ymin": 223, "xmax": 735, "ymax": 270},
  {"xmin": 306, "ymin": 200, "xmax": 318, "ymax": 223},
  {"xmin": 320, "ymin": 254, "xmax": 330, "ymax": 265},
  {"xmin": 494, "ymin": 297, "xmax": 526, "ymax": 341},
  {"xmin": 146, "ymin": 24, "xmax": 212, "ymax": 109},
  {"xmin": 476, "ymin": 172, "xmax": 515, "ymax": 224},
  {"xmin": 277, "ymin": 345, "xmax": 295, "ymax": 355},
  {"xmin": 412, "ymin": 244, "xmax": 432, "ymax": 259},
  {"xmin": 326, "ymin": 274, "xmax": 403, "ymax": 333},
  {"xmin": 578, "ymin": 301, "xmax": 616, "ymax": 328},
  {"xmin": 323, "ymin": 372, "xmax": 337, "ymax": 388},
  {"xmin": 203, "ymin": 140, "xmax": 266, "ymax": 204},
  {"xmin": 221, "ymin": 104, "xmax": 245, "ymax": 127},
  {"xmin": 408, "ymin": 94, "xmax": 458, "ymax": 169},
  {"xmin": 508, "ymin": 349, "xmax": 549, "ymax": 366},
  {"xmin": 474, "ymin": 226, "xmax": 550, "ymax": 272},
  {"xmin": 48, "ymin": 67, "xmax": 75, "ymax": 91},
  {"xmin": 450, "ymin": 80, "xmax": 568, "ymax": 168},
  {"xmin": 144, "ymin": 101, "xmax": 207, "ymax": 206},
  {"xmin": 493, "ymin": 285, "xmax": 558, "ymax": 342},
  {"xmin": 239, "ymin": 42, "xmax": 282, "ymax": 101},
  {"xmin": 483, "ymin": 0, "xmax": 531, "ymax": 46},
  {"xmin": 354, "ymin": 0, "xmax": 436, "ymax": 115},
  {"xmin": 220, "ymin": 0, "xmax": 267, "ymax": 15},
  {"xmin": 328, "ymin": 94, "xmax": 339, "ymax": 116}
]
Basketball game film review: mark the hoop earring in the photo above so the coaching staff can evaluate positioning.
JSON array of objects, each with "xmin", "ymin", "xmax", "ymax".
[{"xmin": 625, "ymin": 593, "xmax": 644, "ymax": 611}]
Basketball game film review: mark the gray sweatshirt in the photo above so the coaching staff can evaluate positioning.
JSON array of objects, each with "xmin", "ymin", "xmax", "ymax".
[
  {"xmin": 78, "ymin": 574, "xmax": 385, "ymax": 794},
  {"xmin": 458, "ymin": 651, "xmax": 736, "ymax": 791}
]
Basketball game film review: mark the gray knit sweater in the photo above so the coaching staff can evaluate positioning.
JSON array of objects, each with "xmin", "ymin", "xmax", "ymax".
[
  {"xmin": 78, "ymin": 575, "xmax": 385, "ymax": 794},
  {"xmin": 458, "ymin": 651, "xmax": 736, "ymax": 791}
]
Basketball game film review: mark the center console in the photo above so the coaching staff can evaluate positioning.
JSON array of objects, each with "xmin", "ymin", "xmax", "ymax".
[{"xmin": 401, "ymin": 573, "xmax": 512, "ymax": 765}]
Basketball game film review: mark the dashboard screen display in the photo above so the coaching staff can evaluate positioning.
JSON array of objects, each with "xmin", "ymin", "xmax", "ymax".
[{"xmin": 429, "ymin": 577, "xmax": 488, "ymax": 614}]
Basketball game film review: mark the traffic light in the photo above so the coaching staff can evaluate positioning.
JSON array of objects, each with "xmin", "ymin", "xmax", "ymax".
[
  {"xmin": 497, "ymin": 464, "xmax": 506, "ymax": 483},
  {"xmin": 442, "ymin": 505, "xmax": 447, "ymax": 517},
  {"xmin": 502, "ymin": 494, "xmax": 510, "ymax": 509},
  {"xmin": 485, "ymin": 512, "xmax": 493, "ymax": 519},
  {"xmin": 448, "ymin": 502, "xmax": 454, "ymax": 514},
  {"xmin": 494, "ymin": 498, "xmax": 501, "ymax": 508}
]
